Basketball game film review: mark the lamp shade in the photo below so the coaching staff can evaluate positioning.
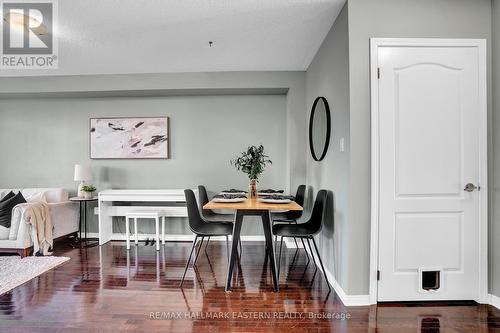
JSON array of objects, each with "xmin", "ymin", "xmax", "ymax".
[{"xmin": 74, "ymin": 164, "xmax": 91, "ymax": 181}]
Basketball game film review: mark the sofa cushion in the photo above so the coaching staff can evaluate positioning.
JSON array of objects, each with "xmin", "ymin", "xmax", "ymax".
[
  {"xmin": 0, "ymin": 191, "xmax": 26, "ymax": 228},
  {"xmin": 0, "ymin": 225, "xmax": 9, "ymax": 240},
  {"xmin": 0, "ymin": 190, "xmax": 9, "ymax": 199},
  {"xmin": 22, "ymin": 188, "xmax": 68, "ymax": 203},
  {"xmin": 0, "ymin": 189, "xmax": 20, "ymax": 199},
  {"xmin": 0, "ymin": 191, "xmax": 15, "ymax": 203},
  {"xmin": 1, "ymin": 191, "xmax": 23, "ymax": 239},
  {"xmin": 8, "ymin": 201, "xmax": 79, "ymax": 242},
  {"xmin": 8, "ymin": 204, "xmax": 25, "ymax": 240},
  {"xmin": 45, "ymin": 188, "xmax": 68, "ymax": 203},
  {"xmin": 25, "ymin": 191, "xmax": 48, "ymax": 203}
]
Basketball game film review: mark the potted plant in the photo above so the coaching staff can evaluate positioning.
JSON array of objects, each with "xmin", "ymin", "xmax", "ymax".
[
  {"xmin": 81, "ymin": 184, "xmax": 96, "ymax": 199},
  {"xmin": 231, "ymin": 145, "xmax": 272, "ymax": 198}
]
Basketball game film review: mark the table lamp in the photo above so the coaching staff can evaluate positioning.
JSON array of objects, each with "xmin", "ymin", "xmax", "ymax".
[{"xmin": 74, "ymin": 164, "xmax": 91, "ymax": 198}]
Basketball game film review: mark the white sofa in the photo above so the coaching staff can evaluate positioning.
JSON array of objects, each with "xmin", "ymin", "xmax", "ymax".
[{"xmin": 0, "ymin": 188, "xmax": 79, "ymax": 257}]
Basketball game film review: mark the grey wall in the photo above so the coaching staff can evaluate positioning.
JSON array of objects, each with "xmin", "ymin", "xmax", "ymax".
[
  {"xmin": 0, "ymin": 71, "xmax": 307, "ymax": 191},
  {"xmin": 0, "ymin": 96, "xmax": 286, "ymax": 190},
  {"xmin": 0, "ymin": 95, "xmax": 286, "ymax": 234},
  {"xmin": 307, "ymin": 0, "xmax": 493, "ymax": 295},
  {"xmin": 491, "ymin": 0, "xmax": 500, "ymax": 298},
  {"xmin": 305, "ymin": 3, "xmax": 350, "ymax": 292},
  {"xmin": 345, "ymin": 0, "xmax": 492, "ymax": 295},
  {"xmin": 0, "ymin": 71, "xmax": 306, "ymax": 236}
]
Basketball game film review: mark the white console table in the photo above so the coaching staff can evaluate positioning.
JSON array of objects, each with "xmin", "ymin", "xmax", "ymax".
[{"xmin": 98, "ymin": 189, "xmax": 189, "ymax": 245}]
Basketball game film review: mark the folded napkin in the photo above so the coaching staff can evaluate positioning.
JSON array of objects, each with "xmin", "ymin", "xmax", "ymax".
[
  {"xmin": 214, "ymin": 194, "xmax": 247, "ymax": 199},
  {"xmin": 221, "ymin": 189, "xmax": 247, "ymax": 193},
  {"xmin": 259, "ymin": 189, "xmax": 285, "ymax": 194},
  {"xmin": 262, "ymin": 195, "xmax": 295, "ymax": 200}
]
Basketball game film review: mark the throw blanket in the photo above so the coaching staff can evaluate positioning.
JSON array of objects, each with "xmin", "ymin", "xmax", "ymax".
[{"xmin": 23, "ymin": 203, "xmax": 53, "ymax": 256}]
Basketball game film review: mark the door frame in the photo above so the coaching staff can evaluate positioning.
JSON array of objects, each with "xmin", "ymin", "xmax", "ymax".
[{"xmin": 369, "ymin": 38, "xmax": 488, "ymax": 304}]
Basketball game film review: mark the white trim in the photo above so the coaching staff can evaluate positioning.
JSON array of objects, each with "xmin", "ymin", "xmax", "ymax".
[
  {"xmin": 86, "ymin": 232, "xmax": 265, "ymax": 242},
  {"xmin": 333, "ymin": 282, "xmax": 371, "ymax": 307},
  {"xmin": 489, "ymin": 294, "xmax": 500, "ymax": 310},
  {"xmin": 477, "ymin": 38, "xmax": 489, "ymax": 304},
  {"xmin": 369, "ymin": 38, "xmax": 488, "ymax": 304},
  {"xmin": 306, "ymin": 244, "xmax": 370, "ymax": 306},
  {"xmin": 89, "ymin": 233, "xmax": 302, "ymax": 245},
  {"xmin": 237, "ymin": 235, "xmax": 266, "ymax": 242},
  {"xmin": 369, "ymin": 37, "xmax": 381, "ymax": 304},
  {"xmin": 326, "ymin": 272, "xmax": 370, "ymax": 306},
  {"xmin": 283, "ymin": 238, "xmax": 305, "ymax": 249}
]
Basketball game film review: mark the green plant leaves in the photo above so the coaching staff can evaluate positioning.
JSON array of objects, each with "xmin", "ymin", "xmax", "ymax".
[
  {"xmin": 82, "ymin": 185, "xmax": 96, "ymax": 192},
  {"xmin": 230, "ymin": 145, "xmax": 272, "ymax": 180}
]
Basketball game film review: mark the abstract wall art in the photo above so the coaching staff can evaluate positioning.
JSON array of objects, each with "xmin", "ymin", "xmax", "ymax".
[{"xmin": 90, "ymin": 117, "xmax": 169, "ymax": 159}]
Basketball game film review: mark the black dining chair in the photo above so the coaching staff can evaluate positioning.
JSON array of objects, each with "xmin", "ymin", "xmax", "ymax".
[
  {"xmin": 198, "ymin": 185, "xmax": 235, "ymax": 223},
  {"xmin": 272, "ymin": 185, "xmax": 306, "ymax": 223},
  {"xmin": 180, "ymin": 189, "xmax": 233, "ymax": 287},
  {"xmin": 198, "ymin": 185, "xmax": 240, "ymax": 253},
  {"xmin": 272, "ymin": 189, "xmax": 331, "ymax": 291},
  {"xmin": 272, "ymin": 185, "xmax": 308, "ymax": 255}
]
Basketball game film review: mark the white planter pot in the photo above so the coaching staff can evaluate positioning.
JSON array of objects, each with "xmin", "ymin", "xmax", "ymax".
[{"xmin": 83, "ymin": 192, "xmax": 93, "ymax": 199}]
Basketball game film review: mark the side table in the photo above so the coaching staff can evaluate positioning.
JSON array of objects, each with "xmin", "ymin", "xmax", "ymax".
[{"xmin": 70, "ymin": 196, "xmax": 98, "ymax": 248}]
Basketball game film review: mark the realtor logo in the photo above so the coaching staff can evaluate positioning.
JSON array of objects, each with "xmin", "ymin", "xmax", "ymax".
[{"xmin": 1, "ymin": 0, "xmax": 58, "ymax": 69}]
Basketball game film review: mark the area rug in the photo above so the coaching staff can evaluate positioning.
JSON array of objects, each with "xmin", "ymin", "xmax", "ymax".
[{"xmin": 0, "ymin": 256, "xmax": 70, "ymax": 295}]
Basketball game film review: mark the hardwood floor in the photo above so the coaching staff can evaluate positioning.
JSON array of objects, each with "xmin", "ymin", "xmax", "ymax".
[{"xmin": 1, "ymin": 240, "xmax": 500, "ymax": 332}]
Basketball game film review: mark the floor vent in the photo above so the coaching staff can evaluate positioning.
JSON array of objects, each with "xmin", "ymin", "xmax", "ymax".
[{"xmin": 421, "ymin": 317, "xmax": 440, "ymax": 333}]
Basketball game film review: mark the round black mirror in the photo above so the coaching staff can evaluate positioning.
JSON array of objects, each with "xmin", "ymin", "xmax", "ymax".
[{"xmin": 309, "ymin": 96, "xmax": 331, "ymax": 161}]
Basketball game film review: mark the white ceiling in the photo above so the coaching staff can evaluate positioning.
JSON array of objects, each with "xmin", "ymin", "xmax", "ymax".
[{"xmin": 0, "ymin": 0, "xmax": 345, "ymax": 77}]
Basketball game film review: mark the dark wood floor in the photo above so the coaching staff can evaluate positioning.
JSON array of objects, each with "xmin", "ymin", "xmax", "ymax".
[{"xmin": 1, "ymin": 240, "xmax": 500, "ymax": 332}]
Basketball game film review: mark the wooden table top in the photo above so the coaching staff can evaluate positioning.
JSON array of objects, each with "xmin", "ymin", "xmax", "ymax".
[{"xmin": 203, "ymin": 198, "xmax": 303, "ymax": 211}]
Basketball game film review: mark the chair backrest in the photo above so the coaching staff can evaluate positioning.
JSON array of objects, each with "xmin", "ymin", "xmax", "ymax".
[
  {"xmin": 295, "ymin": 185, "xmax": 306, "ymax": 206},
  {"xmin": 198, "ymin": 185, "xmax": 217, "ymax": 218},
  {"xmin": 304, "ymin": 189, "xmax": 328, "ymax": 234},
  {"xmin": 287, "ymin": 184, "xmax": 306, "ymax": 220},
  {"xmin": 197, "ymin": 185, "xmax": 210, "ymax": 210},
  {"xmin": 184, "ymin": 189, "xmax": 206, "ymax": 233}
]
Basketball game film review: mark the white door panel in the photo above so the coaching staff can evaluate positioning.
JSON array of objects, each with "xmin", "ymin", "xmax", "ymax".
[
  {"xmin": 377, "ymin": 45, "xmax": 481, "ymax": 301},
  {"xmin": 395, "ymin": 63, "xmax": 462, "ymax": 197}
]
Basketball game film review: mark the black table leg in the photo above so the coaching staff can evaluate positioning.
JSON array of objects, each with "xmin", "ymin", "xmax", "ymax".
[
  {"xmin": 225, "ymin": 210, "xmax": 243, "ymax": 292},
  {"xmin": 81, "ymin": 200, "xmax": 98, "ymax": 248},
  {"xmin": 69, "ymin": 198, "xmax": 98, "ymax": 248},
  {"xmin": 70, "ymin": 201, "xmax": 83, "ymax": 249},
  {"xmin": 84, "ymin": 201, "xmax": 87, "ymax": 243},
  {"xmin": 261, "ymin": 211, "xmax": 279, "ymax": 291},
  {"xmin": 78, "ymin": 202, "xmax": 82, "ymax": 241}
]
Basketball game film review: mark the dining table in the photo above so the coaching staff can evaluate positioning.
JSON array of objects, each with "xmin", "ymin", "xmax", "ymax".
[{"xmin": 203, "ymin": 197, "xmax": 303, "ymax": 292}]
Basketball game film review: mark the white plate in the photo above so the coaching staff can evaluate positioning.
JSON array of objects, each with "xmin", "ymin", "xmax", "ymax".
[
  {"xmin": 258, "ymin": 192, "xmax": 284, "ymax": 196},
  {"xmin": 220, "ymin": 191, "xmax": 247, "ymax": 195},
  {"xmin": 213, "ymin": 197, "xmax": 247, "ymax": 203},
  {"xmin": 258, "ymin": 198, "xmax": 292, "ymax": 204}
]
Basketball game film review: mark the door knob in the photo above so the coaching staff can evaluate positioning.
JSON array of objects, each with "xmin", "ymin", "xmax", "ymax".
[{"xmin": 464, "ymin": 183, "xmax": 479, "ymax": 192}]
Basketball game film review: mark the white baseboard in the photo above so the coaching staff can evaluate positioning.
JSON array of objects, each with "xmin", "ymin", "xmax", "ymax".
[
  {"xmin": 283, "ymin": 238, "xmax": 305, "ymax": 249},
  {"xmin": 489, "ymin": 294, "xmax": 500, "ymax": 310},
  {"xmin": 306, "ymin": 245, "xmax": 370, "ymax": 306},
  {"xmin": 86, "ymin": 232, "xmax": 265, "ymax": 242},
  {"xmin": 239, "ymin": 235, "xmax": 266, "ymax": 242},
  {"xmin": 85, "ymin": 233, "xmax": 308, "ymax": 245},
  {"xmin": 329, "ymin": 277, "xmax": 371, "ymax": 306}
]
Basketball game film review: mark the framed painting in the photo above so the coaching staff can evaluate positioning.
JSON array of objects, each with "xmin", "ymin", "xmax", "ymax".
[{"xmin": 90, "ymin": 117, "xmax": 169, "ymax": 159}]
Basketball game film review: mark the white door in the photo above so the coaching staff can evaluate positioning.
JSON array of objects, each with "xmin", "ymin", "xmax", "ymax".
[{"xmin": 375, "ymin": 40, "xmax": 486, "ymax": 301}]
